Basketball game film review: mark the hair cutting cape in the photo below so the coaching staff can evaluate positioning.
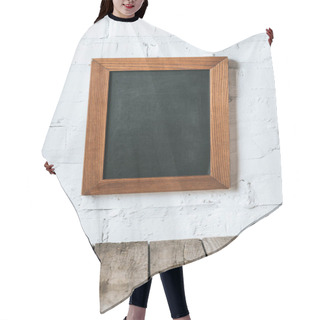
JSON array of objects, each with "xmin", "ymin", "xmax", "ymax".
[{"xmin": 42, "ymin": 13, "xmax": 282, "ymax": 314}]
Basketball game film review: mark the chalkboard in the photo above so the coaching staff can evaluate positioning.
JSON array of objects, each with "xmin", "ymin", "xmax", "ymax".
[
  {"xmin": 82, "ymin": 57, "xmax": 229, "ymax": 195},
  {"xmin": 103, "ymin": 69, "xmax": 211, "ymax": 180}
]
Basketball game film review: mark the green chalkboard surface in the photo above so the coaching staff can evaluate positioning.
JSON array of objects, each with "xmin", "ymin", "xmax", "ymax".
[{"xmin": 103, "ymin": 69, "xmax": 211, "ymax": 180}]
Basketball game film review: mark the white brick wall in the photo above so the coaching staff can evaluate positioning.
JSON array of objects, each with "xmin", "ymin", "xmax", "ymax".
[{"xmin": 42, "ymin": 15, "xmax": 282, "ymax": 246}]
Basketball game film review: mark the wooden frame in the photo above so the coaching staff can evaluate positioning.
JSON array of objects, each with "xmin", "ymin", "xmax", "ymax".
[{"xmin": 82, "ymin": 57, "xmax": 229, "ymax": 195}]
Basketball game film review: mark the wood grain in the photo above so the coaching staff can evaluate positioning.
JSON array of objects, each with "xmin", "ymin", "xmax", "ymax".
[
  {"xmin": 82, "ymin": 57, "xmax": 229, "ymax": 195},
  {"xmin": 94, "ymin": 236, "xmax": 237, "ymax": 313}
]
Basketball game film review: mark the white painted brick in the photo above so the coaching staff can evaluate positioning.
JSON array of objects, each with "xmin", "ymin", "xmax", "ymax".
[{"xmin": 42, "ymin": 16, "xmax": 282, "ymax": 247}]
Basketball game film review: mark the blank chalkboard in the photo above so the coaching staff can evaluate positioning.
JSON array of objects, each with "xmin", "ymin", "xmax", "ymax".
[
  {"xmin": 82, "ymin": 57, "xmax": 229, "ymax": 195},
  {"xmin": 103, "ymin": 70, "xmax": 211, "ymax": 180}
]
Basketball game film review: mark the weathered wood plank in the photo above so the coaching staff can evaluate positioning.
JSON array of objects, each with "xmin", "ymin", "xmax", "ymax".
[
  {"xmin": 149, "ymin": 239, "xmax": 206, "ymax": 276},
  {"xmin": 94, "ymin": 242, "xmax": 149, "ymax": 313},
  {"xmin": 202, "ymin": 236, "xmax": 237, "ymax": 255},
  {"xmin": 94, "ymin": 236, "xmax": 237, "ymax": 313}
]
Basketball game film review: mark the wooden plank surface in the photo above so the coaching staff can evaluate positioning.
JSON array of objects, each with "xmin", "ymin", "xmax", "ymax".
[
  {"xmin": 94, "ymin": 236, "xmax": 237, "ymax": 313},
  {"xmin": 149, "ymin": 239, "xmax": 206, "ymax": 276},
  {"xmin": 94, "ymin": 242, "xmax": 149, "ymax": 313}
]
